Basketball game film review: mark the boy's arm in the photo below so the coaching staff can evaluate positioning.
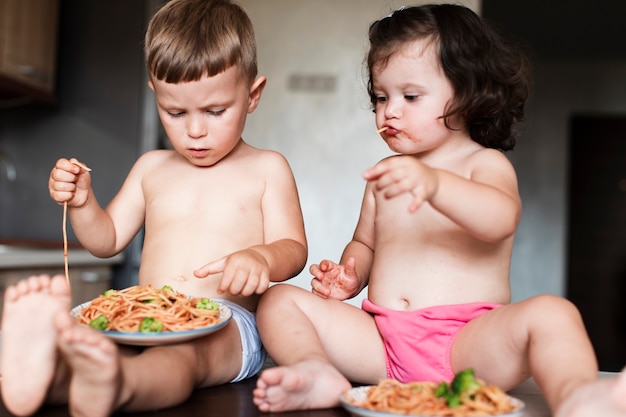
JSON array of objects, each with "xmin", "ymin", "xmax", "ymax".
[
  {"xmin": 257, "ymin": 152, "xmax": 308, "ymax": 282},
  {"xmin": 52, "ymin": 155, "xmax": 147, "ymax": 258}
]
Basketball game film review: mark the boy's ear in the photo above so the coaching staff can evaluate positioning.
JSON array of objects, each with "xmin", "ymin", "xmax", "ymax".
[
  {"xmin": 148, "ymin": 80, "xmax": 155, "ymax": 91},
  {"xmin": 247, "ymin": 76, "xmax": 267, "ymax": 113}
]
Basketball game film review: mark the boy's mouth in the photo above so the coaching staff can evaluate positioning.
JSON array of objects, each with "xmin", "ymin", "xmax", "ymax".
[{"xmin": 189, "ymin": 148, "xmax": 209, "ymax": 158}]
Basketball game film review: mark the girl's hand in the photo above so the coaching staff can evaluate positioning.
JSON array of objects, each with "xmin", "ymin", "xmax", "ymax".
[
  {"xmin": 194, "ymin": 249, "xmax": 270, "ymax": 296},
  {"xmin": 363, "ymin": 155, "xmax": 438, "ymax": 213},
  {"xmin": 48, "ymin": 158, "xmax": 92, "ymax": 207},
  {"xmin": 309, "ymin": 257, "xmax": 360, "ymax": 300}
]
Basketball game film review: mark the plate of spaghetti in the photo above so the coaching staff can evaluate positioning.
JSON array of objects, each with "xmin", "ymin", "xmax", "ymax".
[
  {"xmin": 70, "ymin": 285, "xmax": 232, "ymax": 346},
  {"xmin": 340, "ymin": 372, "xmax": 525, "ymax": 417}
]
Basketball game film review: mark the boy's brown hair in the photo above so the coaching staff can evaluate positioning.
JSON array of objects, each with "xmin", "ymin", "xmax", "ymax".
[{"xmin": 145, "ymin": 0, "xmax": 257, "ymax": 84}]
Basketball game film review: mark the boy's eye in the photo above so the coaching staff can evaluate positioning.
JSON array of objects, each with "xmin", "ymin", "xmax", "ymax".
[
  {"xmin": 404, "ymin": 94, "xmax": 419, "ymax": 101},
  {"xmin": 208, "ymin": 109, "xmax": 226, "ymax": 116},
  {"xmin": 167, "ymin": 111, "xmax": 184, "ymax": 117},
  {"xmin": 375, "ymin": 96, "xmax": 387, "ymax": 103}
]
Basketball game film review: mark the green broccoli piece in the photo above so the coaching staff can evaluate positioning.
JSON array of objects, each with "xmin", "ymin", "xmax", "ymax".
[
  {"xmin": 450, "ymin": 368, "xmax": 480, "ymax": 395},
  {"xmin": 139, "ymin": 317, "xmax": 163, "ymax": 333},
  {"xmin": 435, "ymin": 368, "xmax": 480, "ymax": 408},
  {"xmin": 89, "ymin": 315, "xmax": 109, "ymax": 330},
  {"xmin": 196, "ymin": 298, "xmax": 219, "ymax": 310}
]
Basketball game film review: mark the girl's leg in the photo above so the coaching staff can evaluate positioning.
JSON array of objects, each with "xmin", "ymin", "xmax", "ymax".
[
  {"xmin": 253, "ymin": 284, "xmax": 385, "ymax": 412},
  {"xmin": 451, "ymin": 294, "xmax": 597, "ymax": 413}
]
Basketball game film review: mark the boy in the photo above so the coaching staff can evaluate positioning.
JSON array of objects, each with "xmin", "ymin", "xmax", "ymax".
[
  {"xmin": 1, "ymin": 0, "xmax": 307, "ymax": 416},
  {"xmin": 253, "ymin": 5, "xmax": 626, "ymax": 416}
]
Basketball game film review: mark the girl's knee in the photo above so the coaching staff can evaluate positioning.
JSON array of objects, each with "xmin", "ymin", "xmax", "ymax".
[
  {"xmin": 524, "ymin": 294, "xmax": 583, "ymax": 326},
  {"xmin": 257, "ymin": 284, "xmax": 305, "ymax": 321}
]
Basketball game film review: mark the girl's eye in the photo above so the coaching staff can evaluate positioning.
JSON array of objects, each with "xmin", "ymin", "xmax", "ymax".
[
  {"xmin": 375, "ymin": 96, "xmax": 387, "ymax": 103},
  {"xmin": 404, "ymin": 95, "xmax": 419, "ymax": 102}
]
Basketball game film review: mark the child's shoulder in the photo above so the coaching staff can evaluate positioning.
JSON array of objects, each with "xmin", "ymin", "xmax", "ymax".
[
  {"xmin": 136, "ymin": 149, "xmax": 176, "ymax": 164},
  {"xmin": 241, "ymin": 144, "xmax": 291, "ymax": 168}
]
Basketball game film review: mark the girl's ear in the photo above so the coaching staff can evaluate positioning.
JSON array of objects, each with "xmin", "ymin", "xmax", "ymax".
[{"xmin": 247, "ymin": 76, "xmax": 267, "ymax": 113}]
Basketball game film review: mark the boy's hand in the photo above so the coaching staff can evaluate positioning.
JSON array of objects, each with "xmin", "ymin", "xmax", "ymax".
[
  {"xmin": 309, "ymin": 257, "xmax": 359, "ymax": 300},
  {"xmin": 48, "ymin": 157, "xmax": 92, "ymax": 207},
  {"xmin": 363, "ymin": 155, "xmax": 438, "ymax": 213},
  {"xmin": 194, "ymin": 249, "xmax": 270, "ymax": 296}
]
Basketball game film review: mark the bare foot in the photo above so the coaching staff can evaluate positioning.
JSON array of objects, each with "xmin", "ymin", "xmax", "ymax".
[
  {"xmin": 252, "ymin": 360, "xmax": 352, "ymax": 412},
  {"xmin": 55, "ymin": 311, "xmax": 121, "ymax": 417},
  {"xmin": 555, "ymin": 370, "xmax": 626, "ymax": 417},
  {"xmin": 1, "ymin": 274, "xmax": 70, "ymax": 416}
]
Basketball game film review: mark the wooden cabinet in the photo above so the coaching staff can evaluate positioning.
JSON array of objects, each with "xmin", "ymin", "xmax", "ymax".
[{"xmin": 0, "ymin": 0, "xmax": 59, "ymax": 104}]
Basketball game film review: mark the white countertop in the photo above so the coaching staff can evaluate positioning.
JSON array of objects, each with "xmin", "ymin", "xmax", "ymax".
[{"xmin": 0, "ymin": 244, "xmax": 124, "ymax": 269}]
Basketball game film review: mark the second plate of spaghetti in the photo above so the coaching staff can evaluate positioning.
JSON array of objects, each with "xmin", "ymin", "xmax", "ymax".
[
  {"xmin": 340, "ymin": 384, "xmax": 526, "ymax": 417},
  {"xmin": 70, "ymin": 285, "xmax": 233, "ymax": 346}
]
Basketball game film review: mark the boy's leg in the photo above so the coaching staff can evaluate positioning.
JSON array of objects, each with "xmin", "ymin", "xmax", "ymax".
[
  {"xmin": 55, "ymin": 311, "xmax": 122, "ymax": 417},
  {"xmin": 111, "ymin": 319, "xmax": 244, "ymax": 412},
  {"xmin": 253, "ymin": 284, "xmax": 385, "ymax": 412},
  {"xmin": 1, "ymin": 275, "xmax": 71, "ymax": 416},
  {"xmin": 451, "ymin": 294, "xmax": 598, "ymax": 414}
]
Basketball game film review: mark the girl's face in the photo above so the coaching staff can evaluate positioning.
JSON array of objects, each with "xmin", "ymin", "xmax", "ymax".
[
  {"xmin": 372, "ymin": 38, "xmax": 461, "ymax": 157},
  {"xmin": 150, "ymin": 66, "xmax": 264, "ymax": 167}
]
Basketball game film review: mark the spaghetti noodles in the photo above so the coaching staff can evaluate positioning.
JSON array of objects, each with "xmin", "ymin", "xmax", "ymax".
[
  {"xmin": 348, "ymin": 378, "xmax": 519, "ymax": 416},
  {"xmin": 76, "ymin": 285, "xmax": 221, "ymax": 333}
]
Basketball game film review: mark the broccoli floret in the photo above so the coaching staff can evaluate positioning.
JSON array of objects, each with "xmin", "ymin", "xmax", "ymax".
[
  {"xmin": 435, "ymin": 368, "xmax": 481, "ymax": 408},
  {"xmin": 450, "ymin": 368, "xmax": 480, "ymax": 395},
  {"xmin": 89, "ymin": 315, "xmax": 109, "ymax": 330},
  {"xmin": 139, "ymin": 317, "xmax": 163, "ymax": 333},
  {"xmin": 196, "ymin": 298, "xmax": 219, "ymax": 310}
]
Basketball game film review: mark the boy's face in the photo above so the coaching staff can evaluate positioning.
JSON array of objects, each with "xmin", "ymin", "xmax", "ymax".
[
  {"xmin": 372, "ymin": 39, "xmax": 460, "ymax": 156},
  {"xmin": 150, "ymin": 66, "xmax": 264, "ymax": 167}
]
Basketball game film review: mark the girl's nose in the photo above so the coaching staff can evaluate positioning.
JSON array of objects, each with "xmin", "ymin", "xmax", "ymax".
[
  {"xmin": 187, "ymin": 115, "xmax": 207, "ymax": 138},
  {"xmin": 384, "ymin": 98, "xmax": 401, "ymax": 119}
]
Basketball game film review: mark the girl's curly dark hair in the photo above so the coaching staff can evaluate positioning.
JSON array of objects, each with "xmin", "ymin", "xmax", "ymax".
[{"xmin": 367, "ymin": 4, "xmax": 532, "ymax": 151}]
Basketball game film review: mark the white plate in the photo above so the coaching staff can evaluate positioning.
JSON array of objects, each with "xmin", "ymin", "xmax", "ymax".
[
  {"xmin": 71, "ymin": 300, "xmax": 232, "ymax": 346},
  {"xmin": 340, "ymin": 386, "xmax": 526, "ymax": 417}
]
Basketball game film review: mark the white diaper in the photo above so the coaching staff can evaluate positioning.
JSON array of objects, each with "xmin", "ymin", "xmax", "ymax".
[{"xmin": 217, "ymin": 299, "xmax": 267, "ymax": 383}]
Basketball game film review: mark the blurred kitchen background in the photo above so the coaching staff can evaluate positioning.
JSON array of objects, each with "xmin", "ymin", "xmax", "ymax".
[{"xmin": 1, "ymin": 0, "xmax": 625, "ymax": 370}]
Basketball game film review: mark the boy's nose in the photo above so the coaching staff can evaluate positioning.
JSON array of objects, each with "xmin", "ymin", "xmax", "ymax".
[{"xmin": 187, "ymin": 116, "xmax": 207, "ymax": 138}]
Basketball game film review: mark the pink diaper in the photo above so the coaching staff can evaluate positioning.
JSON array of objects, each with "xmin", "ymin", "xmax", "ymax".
[{"xmin": 362, "ymin": 299, "xmax": 501, "ymax": 383}]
